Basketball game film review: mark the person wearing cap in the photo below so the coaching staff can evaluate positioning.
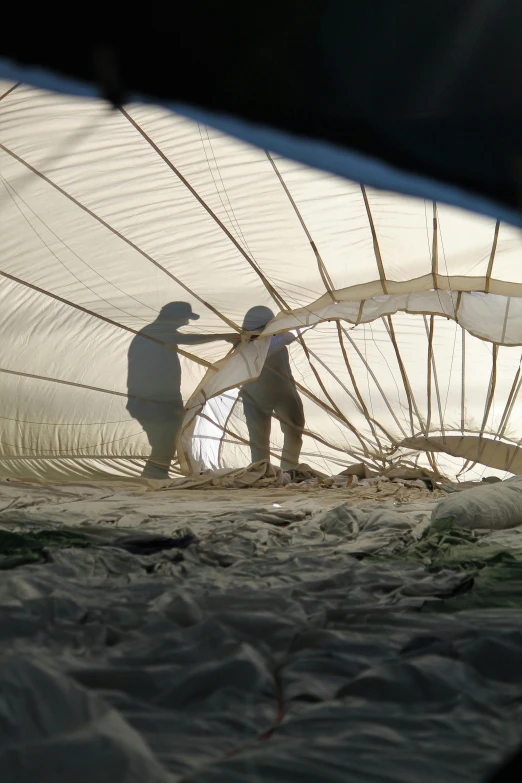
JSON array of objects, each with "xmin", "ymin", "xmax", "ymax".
[
  {"xmin": 239, "ymin": 305, "xmax": 305, "ymax": 470},
  {"xmin": 127, "ymin": 302, "xmax": 238, "ymax": 478}
]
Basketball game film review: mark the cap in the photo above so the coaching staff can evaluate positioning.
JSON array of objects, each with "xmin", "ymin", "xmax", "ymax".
[{"xmin": 159, "ymin": 301, "xmax": 200, "ymax": 321}]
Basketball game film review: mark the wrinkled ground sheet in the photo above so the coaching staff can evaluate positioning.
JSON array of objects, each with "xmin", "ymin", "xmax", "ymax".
[{"xmin": 1, "ymin": 477, "xmax": 522, "ymax": 782}]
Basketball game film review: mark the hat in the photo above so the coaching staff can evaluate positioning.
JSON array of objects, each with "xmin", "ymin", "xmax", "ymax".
[
  {"xmin": 242, "ymin": 305, "xmax": 275, "ymax": 331},
  {"xmin": 159, "ymin": 301, "xmax": 200, "ymax": 321}
]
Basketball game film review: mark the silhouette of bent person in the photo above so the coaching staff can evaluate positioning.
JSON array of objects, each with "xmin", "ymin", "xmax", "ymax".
[
  {"xmin": 240, "ymin": 306, "xmax": 305, "ymax": 470},
  {"xmin": 127, "ymin": 302, "xmax": 238, "ymax": 478}
]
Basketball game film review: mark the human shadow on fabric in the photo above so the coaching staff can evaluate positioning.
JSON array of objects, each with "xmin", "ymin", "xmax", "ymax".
[
  {"xmin": 127, "ymin": 301, "xmax": 238, "ymax": 478},
  {"xmin": 239, "ymin": 305, "xmax": 305, "ymax": 471}
]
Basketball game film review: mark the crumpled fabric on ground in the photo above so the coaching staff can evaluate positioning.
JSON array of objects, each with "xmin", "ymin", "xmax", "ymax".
[
  {"xmin": 0, "ymin": 527, "xmax": 198, "ymax": 570},
  {"xmin": 165, "ymin": 460, "xmax": 287, "ymax": 489},
  {"xmin": 374, "ymin": 517, "xmax": 522, "ymax": 613},
  {"xmin": 0, "ymin": 528, "xmax": 92, "ymax": 570},
  {"xmin": 2, "ymin": 477, "xmax": 522, "ymax": 780},
  {"xmin": 433, "ymin": 476, "xmax": 522, "ymax": 530}
]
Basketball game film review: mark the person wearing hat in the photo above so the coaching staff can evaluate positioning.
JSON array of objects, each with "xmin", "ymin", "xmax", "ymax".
[
  {"xmin": 127, "ymin": 302, "xmax": 238, "ymax": 478},
  {"xmin": 239, "ymin": 305, "xmax": 306, "ymax": 470}
]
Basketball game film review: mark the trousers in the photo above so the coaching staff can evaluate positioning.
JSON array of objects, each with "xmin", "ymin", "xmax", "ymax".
[
  {"xmin": 128, "ymin": 400, "xmax": 183, "ymax": 478},
  {"xmin": 241, "ymin": 383, "xmax": 304, "ymax": 470}
]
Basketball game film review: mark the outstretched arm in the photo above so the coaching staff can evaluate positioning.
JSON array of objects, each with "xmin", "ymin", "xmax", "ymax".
[{"xmin": 175, "ymin": 332, "xmax": 239, "ymax": 346}]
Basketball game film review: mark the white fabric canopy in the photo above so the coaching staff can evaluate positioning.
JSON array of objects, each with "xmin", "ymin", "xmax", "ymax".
[{"xmin": 1, "ymin": 80, "xmax": 522, "ymax": 481}]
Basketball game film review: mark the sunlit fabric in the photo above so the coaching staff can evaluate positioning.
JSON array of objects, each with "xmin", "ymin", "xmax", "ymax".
[{"xmin": 1, "ymin": 81, "xmax": 522, "ymax": 481}]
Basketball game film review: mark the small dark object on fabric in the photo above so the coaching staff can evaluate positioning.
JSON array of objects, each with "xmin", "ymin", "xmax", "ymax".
[{"xmin": 110, "ymin": 533, "xmax": 197, "ymax": 556}]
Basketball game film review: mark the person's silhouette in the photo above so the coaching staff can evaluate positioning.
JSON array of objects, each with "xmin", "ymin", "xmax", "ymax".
[
  {"xmin": 240, "ymin": 306, "xmax": 305, "ymax": 470},
  {"xmin": 127, "ymin": 302, "xmax": 238, "ymax": 478}
]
